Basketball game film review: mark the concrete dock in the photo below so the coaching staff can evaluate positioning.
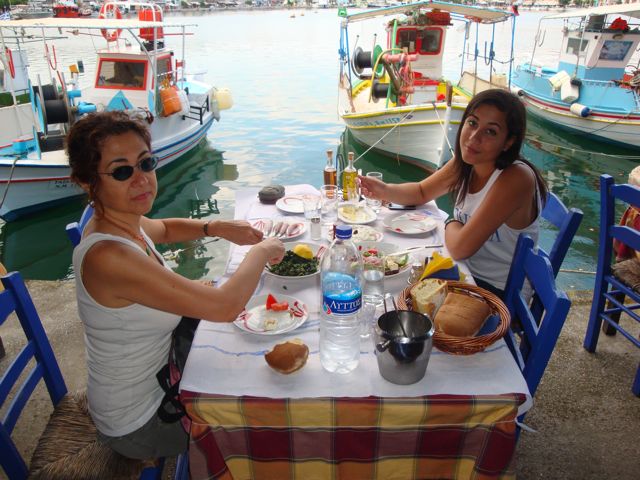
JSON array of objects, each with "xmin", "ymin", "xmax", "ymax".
[{"xmin": 1, "ymin": 281, "xmax": 638, "ymax": 479}]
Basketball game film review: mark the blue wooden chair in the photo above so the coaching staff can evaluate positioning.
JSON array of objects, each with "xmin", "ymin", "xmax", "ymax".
[
  {"xmin": 65, "ymin": 203, "xmax": 94, "ymax": 247},
  {"xmin": 0, "ymin": 271, "xmax": 167, "ymax": 479},
  {"xmin": 541, "ymin": 192, "xmax": 584, "ymax": 277},
  {"xmin": 503, "ymin": 235, "xmax": 572, "ymax": 399},
  {"xmin": 584, "ymin": 174, "xmax": 640, "ymax": 396}
]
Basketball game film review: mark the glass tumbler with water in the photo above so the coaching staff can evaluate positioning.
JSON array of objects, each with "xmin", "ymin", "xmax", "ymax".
[
  {"xmin": 320, "ymin": 225, "xmax": 363, "ymax": 374},
  {"xmin": 320, "ymin": 184, "xmax": 339, "ymax": 225},
  {"xmin": 364, "ymin": 171, "xmax": 383, "ymax": 212}
]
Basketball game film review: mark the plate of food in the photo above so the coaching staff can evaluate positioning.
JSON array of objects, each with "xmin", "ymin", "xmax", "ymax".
[
  {"xmin": 250, "ymin": 218, "xmax": 306, "ymax": 240},
  {"xmin": 383, "ymin": 211, "xmax": 438, "ymax": 235},
  {"xmin": 234, "ymin": 294, "xmax": 309, "ymax": 335},
  {"xmin": 357, "ymin": 241, "xmax": 412, "ymax": 277},
  {"xmin": 275, "ymin": 194, "xmax": 318, "ymax": 214},
  {"xmin": 337, "ymin": 203, "xmax": 377, "ymax": 225},
  {"xmin": 265, "ymin": 242, "xmax": 326, "ymax": 279},
  {"xmin": 326, "ymin": 225, "xmax": 383, "ymax": 242}
]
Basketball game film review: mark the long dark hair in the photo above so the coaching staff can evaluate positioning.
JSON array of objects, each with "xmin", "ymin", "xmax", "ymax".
[
  {"xmin": 450, "ymin": 89, "xmax": 547, "ymax": 206},
  {"xmin": 66, "ymin": 111, "xmax": 152, "ymax": 216}
]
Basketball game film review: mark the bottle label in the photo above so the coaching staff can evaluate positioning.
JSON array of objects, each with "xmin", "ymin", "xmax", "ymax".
[{"xmin": 322, "ymin": 291, "xmax": 362, "ymax": 315}]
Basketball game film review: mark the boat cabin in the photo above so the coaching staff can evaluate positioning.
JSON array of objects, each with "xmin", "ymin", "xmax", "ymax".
[
  {"xmin": 88, "ymin": 49, "xmax": 174, "ymax": 111},
  {"xmin": 558, "ymin": 15, "xmax": 640, "ymax": 82}
]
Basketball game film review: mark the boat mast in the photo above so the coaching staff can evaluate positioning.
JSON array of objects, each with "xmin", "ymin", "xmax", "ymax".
[{"xmin": 529, "ymin": 17, "xmax": 545, "ymax": 67}]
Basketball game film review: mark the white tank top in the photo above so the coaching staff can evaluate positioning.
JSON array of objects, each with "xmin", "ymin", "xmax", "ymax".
[
  {"xmin": 453, "ymin": 161, "xmax": 541, "ymax": 290},
  {"xmin": 72, "ymin": 232, "xmax": 181, "ymax": 437}
]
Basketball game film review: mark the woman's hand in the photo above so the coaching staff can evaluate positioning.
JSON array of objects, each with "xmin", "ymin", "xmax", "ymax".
[
  {"xmin": 358, "ymin": 174, "xmax": 387, "ymax": 202},
  {"xmin": 256, "ymin": 237, "xmax": 286, "ymax": 265},
  {"xmin": 214, "ymin": 220, "xmax": 263, "ymax": 245}
]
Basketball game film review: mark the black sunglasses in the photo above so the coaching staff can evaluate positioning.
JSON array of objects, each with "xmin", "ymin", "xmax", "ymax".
[{"xmin": 98, "ymin": 156, "xmax": 158, "ymax": 182}]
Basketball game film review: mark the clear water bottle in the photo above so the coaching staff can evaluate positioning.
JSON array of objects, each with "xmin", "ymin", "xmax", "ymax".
[{"xmin": 320, "ymin": 224, "xmax": 363, "ymax": 373}]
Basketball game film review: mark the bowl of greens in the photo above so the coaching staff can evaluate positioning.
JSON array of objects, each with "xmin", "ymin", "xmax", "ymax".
[{"xmin": 265, "ymin": 242, "xmax": 326, "ymax": 279}]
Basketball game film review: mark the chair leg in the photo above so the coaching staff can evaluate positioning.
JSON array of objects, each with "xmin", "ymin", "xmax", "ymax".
[
  {"xmin": 585, "ymin": 285, "xmax": 608, "ymax": 353},
  {"xmin": 633, "ymin": 363, "xmax": 640, "ymax": 397},
  {"xmin": 602, "ymin": 291, "xmax": 624, "ymax": 336}
]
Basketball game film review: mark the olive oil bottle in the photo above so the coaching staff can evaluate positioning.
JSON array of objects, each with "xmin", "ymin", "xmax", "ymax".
[{"xmin": 342, "ymin": 151, "xmax": 358, "ymax": 201}]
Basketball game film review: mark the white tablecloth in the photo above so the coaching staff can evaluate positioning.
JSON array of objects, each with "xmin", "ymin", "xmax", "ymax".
[{"xmin": 181, "ymin": 185, "xmax": 533, "ymax": 415}]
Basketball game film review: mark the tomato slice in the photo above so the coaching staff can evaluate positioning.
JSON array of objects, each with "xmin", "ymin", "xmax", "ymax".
[
  {"xmin": 266, "ymin": 294, "xmax": 278, "ymax": 310},
  {"xmin": 270, "ymin": 301, "xmax": 290, "ymax": 311}
]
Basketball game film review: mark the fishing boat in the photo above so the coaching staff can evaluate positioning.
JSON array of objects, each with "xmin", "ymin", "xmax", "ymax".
[
  {"xmin": 511, "ymin": 4, "xmax": 640, "ymax": 150},
  {"xmin": 53, "ymin": 2, "xmax": 92, "ymax": 19},
  {"xmin": 338, "ymin": 1, "xmax": 515, "ymax": 170},
  {"xmin": 0, "ymin": 1, "xmax": 232, "ymax": 221}
]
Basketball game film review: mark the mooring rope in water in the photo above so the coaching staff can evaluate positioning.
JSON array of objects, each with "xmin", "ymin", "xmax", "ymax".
[
  {"xmin": 352, "ymin": 105, "xmax": 419, "ymax": 165},
  {"xmin": 527, "ymin": 135, "xmax": 640, "ymax": 160},
  {"xmin": 559, "ymin": 268, "xmax": 596, "ymax": 275},
  {"xmin": 0, "ymin": 156, "xmax": 21, "ymax": 212}
]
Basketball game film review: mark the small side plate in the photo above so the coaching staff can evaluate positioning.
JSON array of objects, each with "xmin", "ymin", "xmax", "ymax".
[
  {"xmin": 383, "ymin": 211, "xmax": 438, "ymax": 235},
  {"xmin": 234, "ymin": 294, "xmax": 308, "ymax": 335}
]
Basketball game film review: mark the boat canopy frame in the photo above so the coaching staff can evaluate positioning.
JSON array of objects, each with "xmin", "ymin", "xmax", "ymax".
[{"xmin": 338, "ymin": 1, "xmax": 516, "ymax": 100}]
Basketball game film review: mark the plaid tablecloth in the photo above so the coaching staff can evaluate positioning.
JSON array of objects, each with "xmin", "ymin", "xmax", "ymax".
[
  {"xmin": 180, "ymin": 185, "xmax": 531, "ymax": 479},
  {"xmin": 182, "ymin": 392, "xmax": 526, "ymax": 480}
]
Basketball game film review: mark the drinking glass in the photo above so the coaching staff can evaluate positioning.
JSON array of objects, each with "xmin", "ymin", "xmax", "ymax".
[
  {"xmin": 362, "ymin": 255, "xmax": 385, "ymax": 307},
  {"xmin": 360, "ymin": 299, "xmax": 385, "ymax": 340},
  {"xmin": 303, "ymin": 196, "xmax": 322, "ymax": 240},
  {"xmin": 364, "ymin": 171, "xmax": 383, "ymax": 212},
  {"xmin": 320, "ymin": 185, "xmax": 338, "ymax": 224}
]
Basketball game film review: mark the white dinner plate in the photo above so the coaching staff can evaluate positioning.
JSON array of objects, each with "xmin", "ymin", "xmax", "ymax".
[
  {"xmin": 325, "ymin": 225, "xmax": 383, "ymax": 242},
  {"xmin": 234, "ymin": 294, "xmax": 308, "ymax": 335},
  {"xmin": 275, "ymin": 194, "xmax": 318, "ymax": 214},
  {"xmin": 264, "ymin": 242, "xmax": 326, "ymax": 279},
  {"xmin": 250, "ymin": 218, "xmax": 307, "ymax": 240},
  {"xmin": 383, "ymin": 211, "xmax": 438, "ymax": 235},
  {"xmin": 356, "ymin": 241, "xmax": 412, "ymax": 277},
  {"xmin": 337, "ymin": 203, "xmax": 377, "ymax": 225}
]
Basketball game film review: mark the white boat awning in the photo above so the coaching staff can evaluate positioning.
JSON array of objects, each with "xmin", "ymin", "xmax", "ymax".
[
  {"xmin": 0, "ymin": 17, "xmax": 194, "ymax": 30},
  {"xmin": 344, "ymin": 1, "xmax": 512, "ymax": 25},
  {"xmin": 543, "ymin": 5, "xmax": 640, "ymax": 21}
]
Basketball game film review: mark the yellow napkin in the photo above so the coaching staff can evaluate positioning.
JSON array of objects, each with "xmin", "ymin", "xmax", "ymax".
[{"xmin": 419, "ymin": 252, "xmax": 466, "ymax": 282}]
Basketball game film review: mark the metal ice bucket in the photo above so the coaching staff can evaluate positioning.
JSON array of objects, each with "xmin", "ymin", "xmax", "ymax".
[{"xmin": 374, "ymin": 310, "xmax": 434, "ymax": 385}]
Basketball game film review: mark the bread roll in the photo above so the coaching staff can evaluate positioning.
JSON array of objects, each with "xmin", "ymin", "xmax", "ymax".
[
  {"xmin": 434, "ymin": 292, "xmax": 491, "ymax": 337},
  {"xmin": 264, "ymin": 339, "xmax": 309, "ymax": 374},
  {"xmin": 410, "ymin": 279, "xmax": 447, "ymax": 318}
]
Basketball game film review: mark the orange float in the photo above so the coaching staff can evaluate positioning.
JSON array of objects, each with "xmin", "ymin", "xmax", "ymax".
[
  {"xmin": 160, "ymin": 86, "xmax": 181, "ymax": 117},
  {"xmin": 99, "ymin": 3, "xmax": 123, "ymax": 42}
]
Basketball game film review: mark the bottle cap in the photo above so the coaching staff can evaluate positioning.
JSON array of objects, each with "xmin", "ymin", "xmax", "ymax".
[{"xmin": 335, "ymin": 224, "xmax": 352, "ymax": 240}]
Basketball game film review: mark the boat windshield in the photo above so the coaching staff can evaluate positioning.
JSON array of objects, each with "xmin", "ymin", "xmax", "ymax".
[{"xmin": 96, "ymin": 59, "xmax": 147, "ymax": 90}]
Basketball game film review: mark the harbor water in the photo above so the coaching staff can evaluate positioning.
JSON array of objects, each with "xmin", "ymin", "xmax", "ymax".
[{"xmin": 1, "ymin": 9, "xmax": 638, "ymax": 291}]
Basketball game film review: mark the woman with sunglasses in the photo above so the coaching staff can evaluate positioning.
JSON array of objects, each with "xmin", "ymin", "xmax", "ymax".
[
  {"xmin": 67, "ymin": 111, "xmax": 285, "ymax": 460},
  {"xmin": 359, "ymin": 89, "xmax": 547, "ymax": 298}
]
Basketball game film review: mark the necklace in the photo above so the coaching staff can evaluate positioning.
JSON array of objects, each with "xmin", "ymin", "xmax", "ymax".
[{"xmin": 100, "ymin": 214, "xmax": 146, "ymax": 243}]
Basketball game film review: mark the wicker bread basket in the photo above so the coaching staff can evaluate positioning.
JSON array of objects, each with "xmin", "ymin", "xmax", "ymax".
[{"xmin": 397, "ymin": 281, "xmax": 510, "ymax": 355}]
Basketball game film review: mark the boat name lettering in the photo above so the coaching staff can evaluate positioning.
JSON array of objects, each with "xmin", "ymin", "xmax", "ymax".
[
  {"xmin": 51, "ymin": 180, "xmax": 72, "ymax": 189},
  {"xmin": 351, "ymin": 117, "xmax": 402, "ymax": 127}
]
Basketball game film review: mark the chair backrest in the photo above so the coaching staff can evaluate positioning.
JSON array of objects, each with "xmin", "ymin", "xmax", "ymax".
[
  {"xmin": 65, "ymin": 203, "xmax": 95, "ymax": 247},
  {"xmin": 0, "ymin": 271, "xmax": 67, "ymax": 479},
  {"xmin": 599, "ymin": 174, "xmax": 640, "ymax": 266},
  {"xmin": 541, "ymin": 192, "xmax": 584, "ymax": 276},
  {"xmin": 503, "ymin": 235, "xmax": 572, "ymax": 397}
]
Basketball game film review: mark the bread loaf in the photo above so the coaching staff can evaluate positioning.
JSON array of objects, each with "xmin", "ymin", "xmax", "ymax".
[
  {"xmin": 409, "ymin": 279, "xmax": 447, "ymax": 318},
  {"xmin": 264, "ymin": 339, "xmax": 309, "ymax": 374},
  {"xmin": 434, "ymin": 292, "xmax": 491, "ymax": 337}
]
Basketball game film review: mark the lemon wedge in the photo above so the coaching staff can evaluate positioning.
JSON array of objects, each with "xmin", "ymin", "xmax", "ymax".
[{"xmin": 292, "ymin": 244, "xmax": 314, "ymax": 260}]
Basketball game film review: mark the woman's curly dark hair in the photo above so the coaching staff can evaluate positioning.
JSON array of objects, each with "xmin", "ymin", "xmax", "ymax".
[{"xmin": 66, "ymin": 111, "xmax": 152, "ymax": 216}]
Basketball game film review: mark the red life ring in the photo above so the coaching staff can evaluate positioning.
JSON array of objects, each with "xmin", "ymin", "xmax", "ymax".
[
  {"xmin": 5, "ymin": 47, "xmax": 15, "ymax": 79},
  {"xmin": 99, "ymin": 3, "xmax": 123, "ymax": 42}
]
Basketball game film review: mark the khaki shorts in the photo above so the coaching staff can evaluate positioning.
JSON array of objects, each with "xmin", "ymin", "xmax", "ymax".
[{"xmin": 98, "ymin": 408, "xmax": 188, "ymax": 460}]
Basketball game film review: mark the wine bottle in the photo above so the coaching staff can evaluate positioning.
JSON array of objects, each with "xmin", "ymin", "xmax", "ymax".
[{"xmin": 323, "ymin": 149, "xmax": 337, "ymax": 186}]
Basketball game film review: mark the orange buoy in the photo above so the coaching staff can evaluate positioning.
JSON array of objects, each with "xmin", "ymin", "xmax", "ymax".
[
  {"xmin": 99, "ymin": 3, "xmax": 123, "ymax": 42},
  {"xmin": 160, "ymin": 86, "xmax": 181, "ymax": 117}
]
